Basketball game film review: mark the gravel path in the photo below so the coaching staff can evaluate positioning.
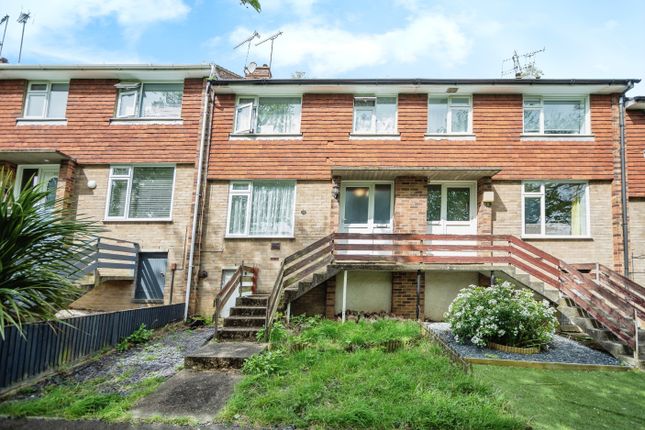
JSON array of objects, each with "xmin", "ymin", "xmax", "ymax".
[
  {"xmin": 14, "ymin": 323, "xmax": 213, "ymax": 399},
  {"xmin": 426, "ymin": 322, "xmax": 622, "ymax": 366}
]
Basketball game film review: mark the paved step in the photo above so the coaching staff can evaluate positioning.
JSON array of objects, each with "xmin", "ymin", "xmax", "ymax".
[
  {"xmin": 223, "ymin": 316, "xmax": 266, "ymax": 328},
  {"xmin": 235, "ymin": 295, "xmax": 268, "ymax": 307},
  {"xmin": 185, "ymin": 341, "xmax": 268, "ymax": 370},
  {"xmin": 230, "ymin": 306, "xmax": 266, "ymax": 317},
  {"xmin": 216, "ymin": 327, "xmax": 262, "ymax": 341}
]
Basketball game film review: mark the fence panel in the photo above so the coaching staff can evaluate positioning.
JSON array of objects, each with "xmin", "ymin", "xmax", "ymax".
[{"xmin": 0, "ymin": 303, "xmax": 185, "ymax": 391}]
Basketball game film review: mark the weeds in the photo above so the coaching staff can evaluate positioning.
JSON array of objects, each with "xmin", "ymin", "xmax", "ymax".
[{"xmin": 116, "ymin": 324, "xmax": 153, "ymax": 352}]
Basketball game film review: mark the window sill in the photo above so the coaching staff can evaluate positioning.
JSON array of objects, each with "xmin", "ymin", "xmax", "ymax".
[
  {"xmin": 109, "ymin": 117, "xmax": 183, "ymax": 125},
  {"xmin": 425, "ymin": 133, "xmax": 475, "ymax": 141},
  {"xmin": 103, "ymin": 218, "xmax": 173, "ymax": 223},
  {"xmin": 229, "ymin": 133, "xmax": 303, "ymax": 140},
  {"xmin": 225, "ymin": 235, "xmax": 295, "ymax": 240},
  {"xmin": 16, "ymin": 118, "xmax": 67, "ymax": 126},
  {"xmin": 520, "ymin": 134, "xmax": 595, "ymax": 142},
  {"xmin": 521, "ymin": 235, "xmax": 593, "ymax": 241},
  {"xmin": 349, "ymin": 133, "xmax": 400, "ymax": 140}
]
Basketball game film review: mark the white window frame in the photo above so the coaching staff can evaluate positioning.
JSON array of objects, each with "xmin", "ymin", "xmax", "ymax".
[
  {"xmin": 351, "ymin": 95, "xmax": 399, "ymax": 135},
  {"xmin": 522, "ymin": 95, "xmax": 590, "ymax": 135},
  {"xmin": 104, "ymin": 164, "xmax": 176, "ymax": 221},
  {"xmin": 225, "ymin": 180, "xmax": 297, "ymax": 238},
  {"xmin": 427, "ymin": 95, "xmax": 473, "ymax": 135},
  {"xmin": 521, "ymin": 180, "xmax": 591, "ymax": 238},
  {"xmin": 115, "ymin": 82, "xmax": 184, "ymax": 119},
  {"xmin": 339, "ymin": 180, "xmax": 395, "ymax": 232},
  {"xmin": 23, "ymin": 81, "xmax": 69, "ymax": 119},
  {"xmin": 232, "ymin": 96, "xmax": 303, "ymax": 135}
]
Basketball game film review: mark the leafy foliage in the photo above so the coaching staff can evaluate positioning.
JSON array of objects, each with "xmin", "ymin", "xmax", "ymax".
[
  {"xmin": 116, "ymin": 323, "xmax": 153, "ymax": 352},
  {"xmin": 446, "ymin": 281, "xmax": 558, "ymax": 348},
  {"xmin": 240, "ymin": 0, "xmax": 261, "ymax": 12},
  {"xmin": 0, "ymin": 169, "xmax": 100, "ymax": 336},
  {"xmin": 242, "ymin": 350, "xmax": 286, "ymax": 376}
]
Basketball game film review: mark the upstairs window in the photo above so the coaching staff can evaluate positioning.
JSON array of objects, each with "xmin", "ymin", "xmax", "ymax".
[
  {"xmin": 106, "ymin": 165, "xmax": 175, "ymax": 220},
  {"xmin": 523, "ymin": 96, "xmax": 587, "ymax": 134},
  {"xmin": 522, "ymin": 181, "xmax": 589, "ymax": 237},
  {"xmin": 352, "ymin": 96, "xmax": 397, "ymax": 134},
  {"xmin": 227, "ymin": 181, "xmax": 296, "ymax": 237},
  {"xmin": 115, "ymin": 83, "xmax": 183, "ymax": 119},
  {"xmin": 24, "ymin": 82, "xmax": 69, "ymax": 119},
  {"xmin": 427, "ymin": 96, "xmax": 471, "ymax": 134},
  {"xmin": 234, "ymin": 97, "xmax": 302, "ymax": 134}
]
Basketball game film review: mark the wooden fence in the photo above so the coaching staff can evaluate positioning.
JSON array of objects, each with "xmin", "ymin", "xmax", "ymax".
[{"xmin": 0, "ymin": 303, "xmax": 184, "ymax": 391}]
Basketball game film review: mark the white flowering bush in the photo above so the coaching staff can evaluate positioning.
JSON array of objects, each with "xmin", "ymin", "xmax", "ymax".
[{"xmin": 445, "ymin": 282, "xmax": 558, "ymax": 349}]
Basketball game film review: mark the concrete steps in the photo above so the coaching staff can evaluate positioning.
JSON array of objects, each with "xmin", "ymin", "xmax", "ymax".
[
  {"xmin": 215, "ymin": 294, "xmax": 268, "ymax": 342},
  {"xmin": 185, "ymin": 341, "xmax": 268, "ymax": 370}
]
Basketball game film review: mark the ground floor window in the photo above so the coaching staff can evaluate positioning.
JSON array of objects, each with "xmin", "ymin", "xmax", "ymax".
[
  {"xmin": 227, "ymin": 180, "xmax": 296, "ymax": 237},
  {"xmin": 522, "ymin": 181, "xmax": 589, "ymax": 237},
  {"xmin": 105, "ymin": 165, "xmax": 175, "ymax": 220}
]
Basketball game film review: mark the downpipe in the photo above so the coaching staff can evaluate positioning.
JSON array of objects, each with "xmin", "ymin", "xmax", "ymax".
[{"xmin": 619, "ymin": 82, "xmax": 634, "ymax": 278}]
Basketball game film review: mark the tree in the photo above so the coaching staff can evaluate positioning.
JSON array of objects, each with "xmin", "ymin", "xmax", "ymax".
[
  {"xmin": 241, "ymin": 0, "xmax": 261, "ymax": 12},
  {"xmin": 0, "ymin": 169, "xmax": 100, "ymax": 337}
]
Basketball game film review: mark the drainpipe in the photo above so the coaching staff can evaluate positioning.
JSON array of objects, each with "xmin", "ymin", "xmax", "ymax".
[
  {"xmin": 184, "ymin": 65, "xmax": 216, "ymax": 320},
  {"xmin": 619, "ymin": 82, "xmax": 634, "ymax": 278}
]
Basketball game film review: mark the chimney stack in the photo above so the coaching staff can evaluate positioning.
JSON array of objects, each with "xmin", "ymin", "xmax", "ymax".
[{"xmin": 245, "ymin": 64, "xmax": 272, "ymax": 80}]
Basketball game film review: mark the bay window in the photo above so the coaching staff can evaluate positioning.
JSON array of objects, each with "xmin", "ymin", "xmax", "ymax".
[
  {"xmin": 115, "ymin": 83, "xmax": 183, "ymax": 118},
  {"xmin": 523, "ymin": 96, "xmax": 587, "ymax": 134},
  {"xmin": 106, "ymin": 166, "xmax": 175, "ymax": 220},
  {"xmin": 352, "ymin": 96, "xmax": 397, "ymax": 134},
  {"xmin": 24, "ymin": 82, "xmax": 69, "ymax": 119},
  {"xmin": 522, "ymin": 181, "xmax": 589, "ymax": 237},
  {"xmin": 233, "ymin": 97, "xmax": 302, "ymax": 134},
  {"xmin": 427, "ymin": 96, "xmax": 471, "ymax": 134},
  {"xmin": 227, "ymin": 181, "xmax": 296, "ymax": 237}
]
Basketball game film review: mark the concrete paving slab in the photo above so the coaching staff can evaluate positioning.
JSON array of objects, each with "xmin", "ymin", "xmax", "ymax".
[
  {"xmin": 131, "ymin": 370, "xmax": 242, "ymax": 423},
  {"xmin": 185, "ymin": 342, "xmax": 268, "ymax": 370}
]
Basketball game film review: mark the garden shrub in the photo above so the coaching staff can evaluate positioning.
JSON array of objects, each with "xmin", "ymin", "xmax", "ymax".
[
  {"xmin": 116, "ymin": 324, "xmax": 153, "ymax": 352},
  {"xmin": 446, "ymin": 282, "xmax": 558, "ymax": 349}
]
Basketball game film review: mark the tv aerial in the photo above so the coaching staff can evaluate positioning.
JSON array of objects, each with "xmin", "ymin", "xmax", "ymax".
[
  {"xmin": 256, "ymin": 31, "xmax": 283, "ymax": 69},
  {"xmin": 17, "ymin": 11, "xmax": 31, "ymax": 63},
  {"xmin": 234, "ymin": 30, "xmax": 260, "ymax": 72},
  {"xmin": 501, "ymin": 48, "xmax": 545, "ymax": 79},
  {"xmin": 0, "ymin": 15, "xmax": 9, "ymax": 58}
]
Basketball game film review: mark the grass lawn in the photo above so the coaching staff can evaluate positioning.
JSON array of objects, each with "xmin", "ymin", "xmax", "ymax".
[
  {"xmin": 476, "ymin": 365, "xmax": 645, "ymax": 430},
  {"xmin": 221, "ymin": 318, "xmax": 525, "ymax": 429}
]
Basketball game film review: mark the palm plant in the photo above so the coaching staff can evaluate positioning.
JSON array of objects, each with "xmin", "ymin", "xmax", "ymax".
[{"xmin": 0, "ymin": 168, "xmax": 100, "ymax": 337}]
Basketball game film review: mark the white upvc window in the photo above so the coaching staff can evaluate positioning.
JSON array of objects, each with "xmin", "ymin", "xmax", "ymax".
[
  {"xmin": 523, "ymin": 96, "xmax": 589, "ymax": 134},
  {"xmin": 115, "ymin": 82, "xmax": 183, "ymax": 119},
  {"xmin": 233, "ymin": 96, "xmax": 302, "ymax": 134},
  {"xmin": 226, "ymin": 180, "xmax": 296, "ymax": 237},
  {"xmin": 105, "ymin": 165, "xmax": 176, "ymax": 221},
  {"xmin": 23, "ymin": 82, "xmax": 69, "ymax": 119},
  {"xmin": 521, "ymin": 181, "xmax": 590, "ymax": 238},
  {"xmin": 427, "ymin": 96, "xmax": 472, "ymax": 134},
  {"xmin": 352, "ymin": 96, "xmax": 397, "ymax": 134}
]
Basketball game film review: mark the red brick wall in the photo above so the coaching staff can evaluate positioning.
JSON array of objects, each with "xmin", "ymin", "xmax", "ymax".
[
  {"xmin": 0, "ymin": 78, "xmax": 205, "ymax": 164},
  {"xmin": 56, "ymin": 159, "xmax": 77, "ymax": 211},
  {"xmin": 208, "ymin": 93, "xmax": 619, "ymax": 181},
  {"xmin": 394, "ymin": 176, "xmax": 427, "ymax": 234},
  {"xmin": 627, "ymin": 109, "xmax": 645, "ymax": 198},
  {"xmin": 325, "ymin": 277, "xmax": 336, "ymax": 319},
  {"xmin": 391, "ymin": 271, "xmax": 424, "ymax": 319},
  {"xmin": 477, "ymin": 177, "xmax": 493, "ymax": 235}
]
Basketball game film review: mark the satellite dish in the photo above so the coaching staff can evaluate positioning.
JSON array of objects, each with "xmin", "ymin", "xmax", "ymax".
[{"xmin": 247, "ymin": 62, "xmax": 257, "ymax": 73}]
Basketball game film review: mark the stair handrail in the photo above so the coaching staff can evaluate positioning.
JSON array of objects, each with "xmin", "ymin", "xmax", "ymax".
[
  {"xmin": 213, "ymin": 263, "xmax": 256, "ymax": 339},
  {"xmin": 265, "ymin": 234, "xmax": 334, "ymax": 340}
]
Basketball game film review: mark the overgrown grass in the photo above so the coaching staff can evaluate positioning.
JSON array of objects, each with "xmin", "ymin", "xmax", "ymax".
[
  {"xmin": 221, "ymin": 318, "xmax": 525, "ymax": 429},
  {"xmin": 0, "ymin": 375, "xmax": 164, "ymax": 421},
  {"xmin": 476, "ymin": 365, "xmax": 645, "ymax": 430}
]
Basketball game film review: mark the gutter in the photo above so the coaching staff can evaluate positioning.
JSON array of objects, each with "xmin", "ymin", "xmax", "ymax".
[
  {"xmin": 619, "ymin": 81, "xmax": 635, "ymax": 278},
  {"xmin": 184, "ymin": 65, "xmax": 216, "ymax": 320}
]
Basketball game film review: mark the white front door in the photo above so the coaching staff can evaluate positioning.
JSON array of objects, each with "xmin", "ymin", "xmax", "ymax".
[
  {"xmin": 339, "ymin": 182, "xmax": 393, "ymax": 255},
  {"xmin": 427, "ymin": 182, "xmax": 477, "ymax": 255},
  {"xmin": 15, "ymin": 165, "xmax": 60, "ymax": 207}
]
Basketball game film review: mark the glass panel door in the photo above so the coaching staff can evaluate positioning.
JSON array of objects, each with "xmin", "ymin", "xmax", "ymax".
[{"xmin": 426, "ymin": 182, "xmax": 477, "ymax": 256}]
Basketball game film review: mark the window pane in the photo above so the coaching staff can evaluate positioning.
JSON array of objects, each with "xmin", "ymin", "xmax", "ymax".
[
  {"xmin": 117, "ymin": 91, "xmax": 137, "ymax": 117},
  {"xmin": 111, "ymin": 167, "xmax": 130, "ymax": 176},
  {"xmin": 47, "ymin": 84, "xmax": 69, "ymax": 118},
  {"xmin": 25, "ymin": 93, "xmax": 46, "ymax": 117},
  {"xmin": 128, "ymin": 167, "xmax": 174, "ymax": 218},
  {"xmin": 234, "ymin": 102, "xmax": 254, "ymax": 133},
  {"xmin": 344, "ymin": 187, "xmax": 369, "ymax": 224},
  {"xmin": 524, "ymin": 196, "xmax": 542, "ymax": 235},
  {"xmin": 249, "ymin": 182, "xmax": 295, "ymax": 235},
  {"xmin": 256, "ymin": 97, "xmax": 301, "ymax": 134},
  {"xmin": 375, "ymin": 97, "xmax": 396, "ymax": 133},
  {"xmin": 44, "ymin": 177, "xmax": 58, "ymax": 208},
  {"xmin": 228, "ymin": 195, "xmax": 248, "ymax": 234},
  {"xmin": 544, "ymin": 100, "xmax": 584, "ymax": 134},
  {"xmin": 141, "ymin": 84, "xmax": 183, "ymax": 118},
  {"xmin": 427, "ymin": 184, "xmax": 441, "ymax": 222},
  {"xmin": 108, "ymin": 179, "xmax": 128, "ymax": 217},
  {"xmin": 451, "ymin": 97, "xmax": 470, "ymax": 105},
  {"xmin": 29, "ymin": 83, "xmax": 47, "ymax": 91},
  {"xmin": 20, "ymin": 168, "xmax": 39, "ymax": 190},
  {"xmin": 446, "ymin": 187, "xmax": 470, "ymax": 221},
  {"xmin": 428, "ymin": 98, "xmax": 448, "ymax": 133},
  {"xmin": 524, "ymin": 182, "xmax": 541, "ymax": 193},
  {"xmin": 354, "ymin": 107, "xmax": 375, "ymax": 133},
  {"xmin": 451, "ymin": 107, "xmax": 469, "ymax": 133},
  {"xmin": 545, "ymin": 183, "xmax": 587, "ymax": 236},
  {"xmin": 523, "ymin": 97, "xmax": 541, "ymax": 107},
  {"xmin": 524, "ymin": 109, "xmax": 540, "ymax": 133},
  {"xmin": 231, "ymin": 182, "xmax": 250, "ymax": 191},
  {"xmin": 220, "ymin": 269, "xmax": 236, "ymax": 289},
  {"xmin": 374, "ymin": 184, "xmax": 391, "ymax": 224}
]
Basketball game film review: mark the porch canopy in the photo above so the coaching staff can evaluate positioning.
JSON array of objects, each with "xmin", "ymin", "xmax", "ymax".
[
  {"xmin": 0, "ymin": 149, "xmax": 73, "ymax": 164},
  {"xmin": 331, "ymin": 166, "xmax": 501, "ymax": 180}
]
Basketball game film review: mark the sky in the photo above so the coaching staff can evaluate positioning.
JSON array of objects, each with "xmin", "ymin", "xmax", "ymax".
[{"xmin": 1, "ymin": 0, "xmax": 644, "ymax": 93}]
